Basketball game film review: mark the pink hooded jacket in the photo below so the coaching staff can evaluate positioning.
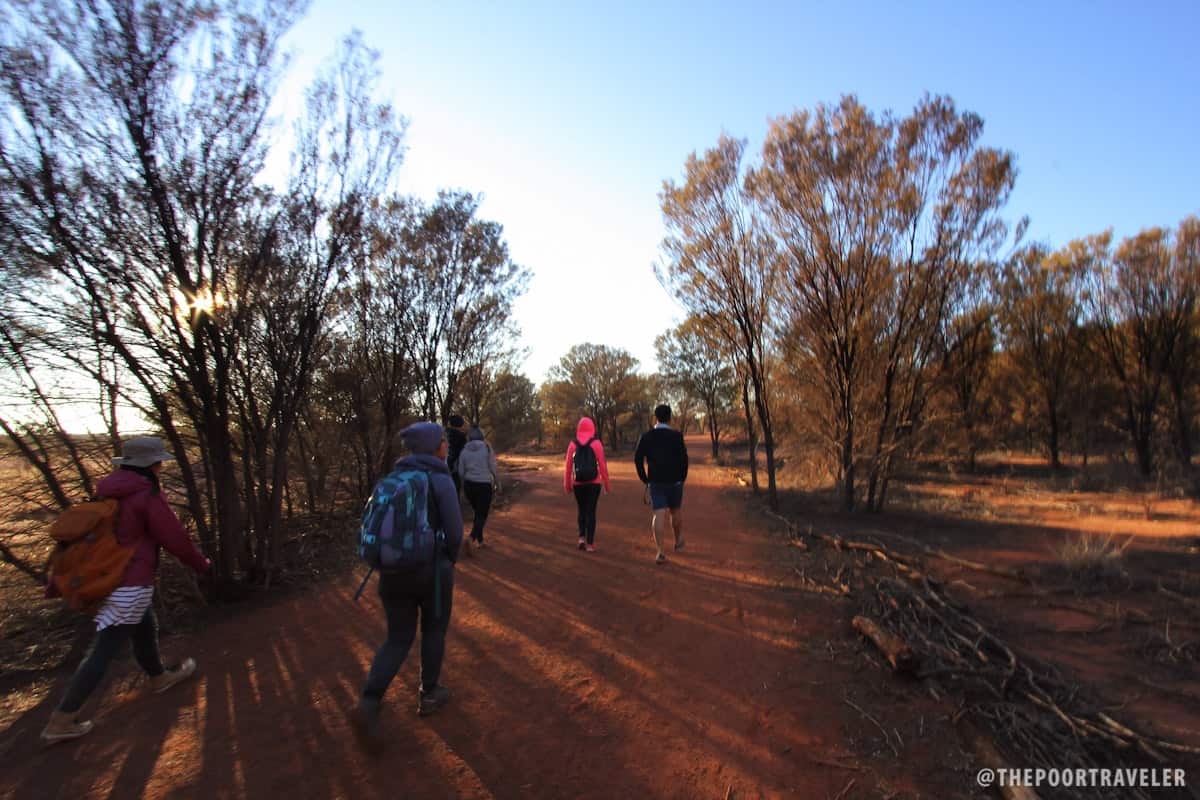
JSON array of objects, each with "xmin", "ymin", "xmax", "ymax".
[
  {"xmin": 563, "ymin": 417, "xmax": 611, "ymax": 493},
  {"xmin": 95, "ymin": 469, "xmax": 210, "ymax": 586}
]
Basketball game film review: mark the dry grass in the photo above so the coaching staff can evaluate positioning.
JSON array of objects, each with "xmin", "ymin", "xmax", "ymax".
[{"xmin": 1055, "ymin": 532, "xmax": 1134, "ymax": 576}]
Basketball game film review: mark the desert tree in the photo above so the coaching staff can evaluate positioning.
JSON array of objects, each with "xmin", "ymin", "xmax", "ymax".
[
  {"xmin": 545, "ymin": 343, "xmax": 641, "ymax": 448},
  {"xmin": 314, "ymin": 190, "xmax": 526, "ymax": 481},
  {"xmin": 754, "ymin": 95, "xmax": 1016, "ymax": 510},
  {"xmin": 935, "ymin": 304, "xmax": 998, "ymax": 471},
  {"xmin": 658, "ymin": 134, "xmax": 781, "ymax": 508},
  {"xmin": 994, "ymin": 239, "xmax": 1096, "ymax": 470},
  {"xmin": 655, "ymin": 315, "xmax": 736, "ymax": 457},
  {"xmin": 1086, "ymin": 219, "xmax": 1199, "ymax": 475},
  {"xmin": 381, "ymin": 191, "xmax": 529, "ymax": 422},
  {"xmin": 458, "ymin": 362, "xmax": 492, "ymax": 427},
  {"xmin": 0, "ymin": 0, "xmax": 302, "ymax": 575},
  {"xmin": 480, "ymin": 370, "xmax": 540, "ymax": 451},
  {"xmin": 0, "ymin": 2, "xmax": 405, "ymax": 580},
  {"xmin": 1162, "ymin": 217, "xmax": 1200, "ymax": 467}
]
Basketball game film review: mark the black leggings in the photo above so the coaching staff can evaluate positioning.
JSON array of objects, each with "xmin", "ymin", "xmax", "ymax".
[
  {"xmin": 59, "ymin": 607, "xmax": 165, "ymax": 713},
  {"xmin": 573, "ymin": 484, "xmax": 601, "ymax": 544},
  {"xmin": 463, "ymin": 480, "xmax": 493, "ymax": 543},
  {"xmin": 362, "ymin": 560, "xmax": 455, "ymax": 703}
]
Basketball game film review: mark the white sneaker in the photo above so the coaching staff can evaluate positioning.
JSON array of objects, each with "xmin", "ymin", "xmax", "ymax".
[{"xmin": 151, "ymin": 657, "xmax": 197, "ymax": 693}]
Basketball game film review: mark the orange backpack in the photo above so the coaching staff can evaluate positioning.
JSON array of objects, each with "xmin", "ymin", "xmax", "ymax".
[{"xmin": 46, "ymin": 499, "xmax": 134, "ymax": 612}]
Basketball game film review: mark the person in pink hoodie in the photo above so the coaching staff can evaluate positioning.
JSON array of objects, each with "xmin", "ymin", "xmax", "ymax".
[
  {"xmin": 563, "ymin": 417, "xmax": 611, "ymax": 552},
  {"xmin": 41, "ymin": 436, "xmax": 211, "ymax": 745}
]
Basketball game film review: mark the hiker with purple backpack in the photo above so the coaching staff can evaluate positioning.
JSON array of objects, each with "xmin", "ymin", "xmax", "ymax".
[
  {"xmin": 563, "ymin": 417, "xmax": 611, "ymax": 553},
  {"xmin": 350, "ymin": 422, "xmax": 464, "ymax": 749}
]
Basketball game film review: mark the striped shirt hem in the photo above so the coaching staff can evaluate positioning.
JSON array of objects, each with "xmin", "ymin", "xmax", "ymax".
[{"xmin": 94, "ymin": 586, "xmax": 154, "ymax": 630}]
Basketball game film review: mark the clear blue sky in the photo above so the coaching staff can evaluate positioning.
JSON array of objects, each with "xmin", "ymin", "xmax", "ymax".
[{"xmin": 280, "ymin": 0, "xmax": 1200, "ymax": 383}]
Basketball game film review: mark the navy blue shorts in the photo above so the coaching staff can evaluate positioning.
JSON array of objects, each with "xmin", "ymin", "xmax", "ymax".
[{"xmin": 649, "ymin": 482, "xmax": 684, "ymax": 510}]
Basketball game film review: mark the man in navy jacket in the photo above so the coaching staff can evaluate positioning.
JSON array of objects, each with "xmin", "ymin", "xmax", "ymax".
[{"xmin": 634, "ymin": 405, "xmax": 689, "ymax": 564}]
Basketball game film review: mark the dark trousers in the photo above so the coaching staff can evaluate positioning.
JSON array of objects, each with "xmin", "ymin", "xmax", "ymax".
[
  {"xmin": 59, "ymin": 607, "xmax": 164, "ymax": 713},
  {"xmin": 573, "ymin": 484, "xmax": 601, "ymax": 544},
  {"xmin": 463, "ymin": 480, "xmax": 493, "ymax": 543},
  {"xmin": 362, "ymin": 560, "xmax": 454, "ymax": 704}
]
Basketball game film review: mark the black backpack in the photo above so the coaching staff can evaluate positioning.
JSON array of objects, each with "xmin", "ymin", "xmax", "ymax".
[{"xmin": 572, "ymin": 437, "xmax": 598, "ymax": 482}]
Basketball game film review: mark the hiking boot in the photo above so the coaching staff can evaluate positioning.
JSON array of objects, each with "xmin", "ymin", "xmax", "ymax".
[
  {"xmin": 348, "ymin": 699, "xmax": 383, "ymax": 754},
  {"xmin": 417, "ymin": 684, "xmax": 451, "ymax": 717},
  {"xmin": 40, "ymin": 710, "xmax": 94, "ymax": 745},
  {"xmin": 150, "ymin": 657, "xmax": 197, "ymax": 694},
  {"xmin": 585, "ymin": 544, "xmax": 596, "ymax": 553},
  {"xmin": 577, "ymin": 537, "xmax": 586, "ymax": 550}
]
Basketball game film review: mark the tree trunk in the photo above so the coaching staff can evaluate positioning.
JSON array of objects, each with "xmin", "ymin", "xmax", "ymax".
[
  {"xmin": 708, "ymin": 412, "xmax": 720, "ymax": 458},
  {"xmin": 740, "ymin": 377, "xmax": 759, "ymax": 492},
  {"xmin": 1047, "ymin": 394, "xmax": 1062, "ymax": 471},
  {"xmin": 1169, "ymin": 372, "xmax": 1194, "ymax": 466},
  {"xmin": 761, "ymin": 426, "xmax": 778, "ymax": 510},
  {"xmin": 747, "ymin": 356, "xmax": 777, "ymax": 510},
  {"xmin": 206, "ymin": 424, "xmax": 244, "ymax": 580},
  {"xmin": 1124, "ymin": 396, "xmax": 1155, "ymax": 476},
  {"xmin": 296, "ymin": 427, "xmax": 319, "ymax": 513},
  {"xmin": 841, "ymin": 418, "xmax": 855, "ymax": 513}
]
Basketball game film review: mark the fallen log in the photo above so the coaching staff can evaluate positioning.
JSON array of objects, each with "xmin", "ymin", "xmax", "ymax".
[
  {"xmin": 958, "ymin": 721, "xmax": 1041, "ymax": 800},
  {"xmin": 852, "ymin": 615, "xmax": 919, "ymax": 674}
]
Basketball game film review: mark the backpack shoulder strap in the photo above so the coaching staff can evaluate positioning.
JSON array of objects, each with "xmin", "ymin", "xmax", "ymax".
[{"xmin": 419, "ymin": 468, "xmax": 443, "ymax": 535}]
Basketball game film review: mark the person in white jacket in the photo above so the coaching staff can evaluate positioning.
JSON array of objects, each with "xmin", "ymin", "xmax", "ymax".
[{"xmin": 457, "ymin": 426, "xmax": 500, "ymax": 548}]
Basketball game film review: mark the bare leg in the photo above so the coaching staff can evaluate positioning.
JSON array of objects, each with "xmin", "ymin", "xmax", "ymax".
[
  {"xmin": 671, "ymin": 508, "xmax": 684, "ymax": 548},
  {"xmin": 651, "ymin": 509, "xmax": 668, "ymax": 560}
]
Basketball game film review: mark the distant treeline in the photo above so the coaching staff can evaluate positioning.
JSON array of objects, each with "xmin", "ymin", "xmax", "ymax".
[{"xmin": 651, "ymin": 99, "xmax": 1197, "ymax": 512}]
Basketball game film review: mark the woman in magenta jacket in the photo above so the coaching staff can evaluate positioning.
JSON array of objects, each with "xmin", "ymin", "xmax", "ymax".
[
  {"xmin": 563, "ymin": 417, "xmax": 611, "ymax": 552},
  {"xmin": 41, "ymin": 436, "xmax": 211, "ymax": 745}
]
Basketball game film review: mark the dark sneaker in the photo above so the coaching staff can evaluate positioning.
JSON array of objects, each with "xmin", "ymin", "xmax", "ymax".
[
  {"xmin": 348, "ymin": 700, "xmax": 383, "ymax": 754},
  {"xmin": 578, "ymin": 536, "xmax": 586, "ymax": 550},
  {"xmin": 417, "ymin": 684, "xmax": 451, "ymax": 717}
]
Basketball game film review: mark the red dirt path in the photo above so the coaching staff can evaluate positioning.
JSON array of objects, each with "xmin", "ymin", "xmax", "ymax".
[{"xmin": 0, "ymin": 444, "xmax": 969, "ymax": 799}]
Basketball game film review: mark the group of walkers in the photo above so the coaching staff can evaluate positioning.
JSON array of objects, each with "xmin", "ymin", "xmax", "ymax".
[
  {"xmin": 39, "ymin": 404, "xmax": 689, "ymax": 757},
  {"xmin": 565, "ymin": 404, "xmax": 688, "ymax": 564},
  {"xmin": 348, "ymin": 403, "xmax": 688, "ymax": 748}
]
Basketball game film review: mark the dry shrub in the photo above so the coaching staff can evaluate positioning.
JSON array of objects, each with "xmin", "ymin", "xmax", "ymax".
[
  {"xmin": 1138, "ymin": 624, "xmax": 1200, "ymax": 666},
  {"xmin": 1055, "ymin": 532, "xmax": 1133, "ymax": 580}
]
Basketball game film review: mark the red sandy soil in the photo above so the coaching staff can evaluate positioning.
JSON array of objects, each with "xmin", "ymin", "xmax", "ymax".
[{"xmin": 0, "ymin": 442, "xmax": 985, "ymax": 800}]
